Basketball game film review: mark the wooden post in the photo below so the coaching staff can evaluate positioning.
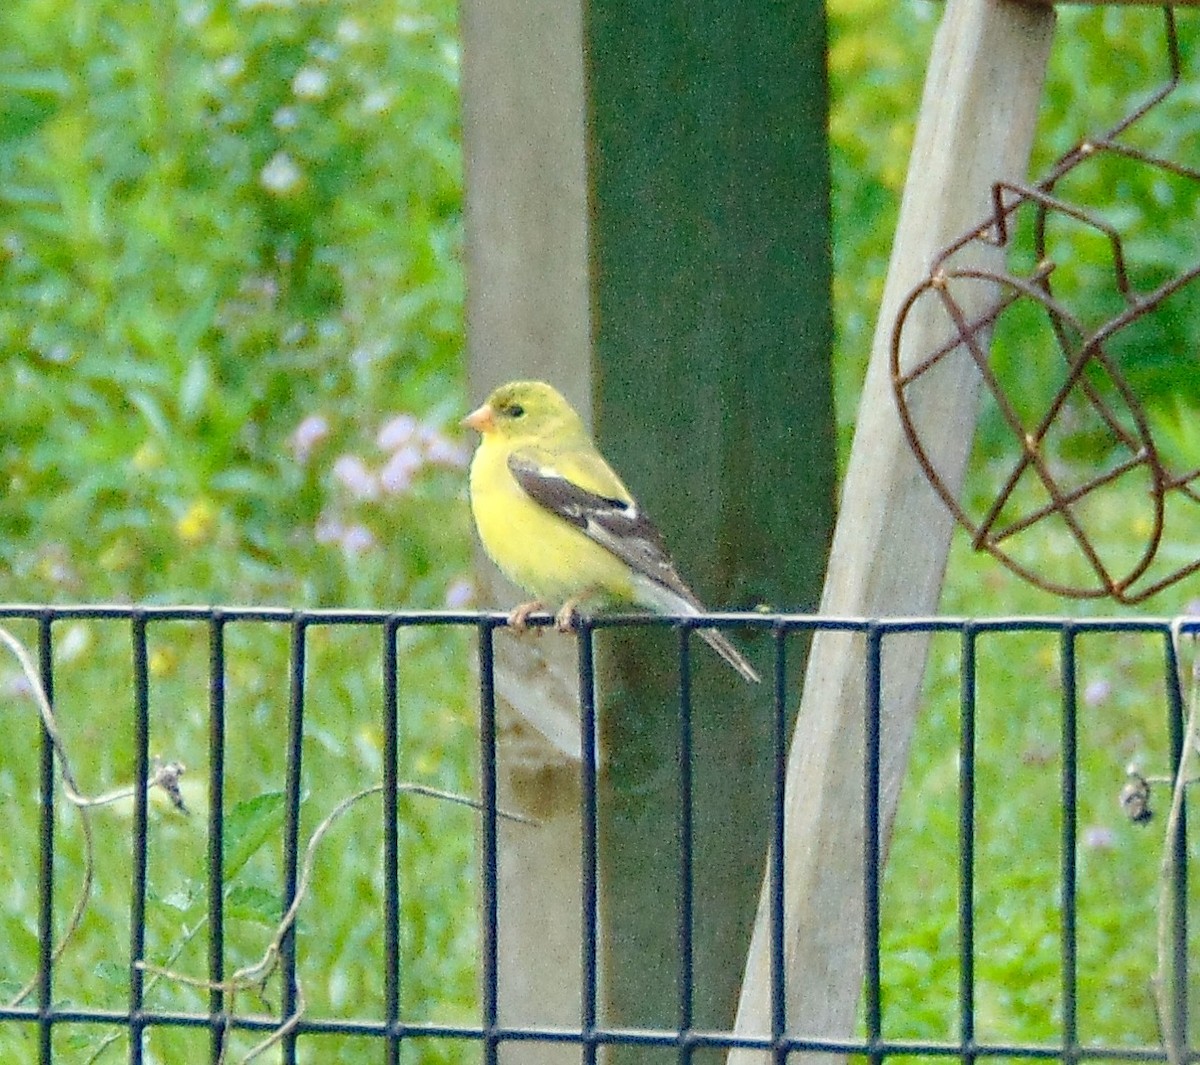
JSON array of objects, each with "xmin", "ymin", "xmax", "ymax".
[
  {"xmin": 585, "ymin": 0, "xmax": 835, "ymax": 1055},
  {"xmin": 727, "ymin": 0, "xmax": 1056, "ymax": 1061},
  {"xmin": 459, "ymin": 1, "xmax": 592, "ymax": 1061},
  {"xmin": 462, "ymin": 0, "xmax": 835, "ymax": 1057}
]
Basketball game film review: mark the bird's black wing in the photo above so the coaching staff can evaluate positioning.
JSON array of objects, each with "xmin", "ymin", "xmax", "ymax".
[{"xmin": 507, "ymin": 451, "xmax": 702, "ymax": 608}]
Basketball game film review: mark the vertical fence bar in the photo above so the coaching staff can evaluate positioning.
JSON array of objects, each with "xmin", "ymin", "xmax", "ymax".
[
  {"xmin": 1162, "ymin": 626, "xmax": 1189, "ymax": 1053},
  {"xmin": 863, "ymin": 625, "xmax": 884, "ymax": 1064},
  {"xmin": 383, "ymin": 619, "xmax": 402, "ymax": 1065},
  {"xmin": 207, "ymin": 613, "xmax": 228, "ymax": 1063},
  {"xmin": 478, "ymin": 621, "xmax": 500, "ymax": 1065},
  {"xmin": 279, "ymin": 615, "xmax": 307, "ymax": 1065},
  {"xmin": 36, "ymin": 613, "xmax": 55, "ymax": 1065},
  {"xmin": 677, "ymin": 629, "xmax": 694, "ymax": 1063},
  {"xmin": 771, "ymin": 623, "xmax": 789, "ymax": 1063},
  {"xmin": 128, "ymin": 613, "xmax": 151, "ymax": 1064},
  {"xmin": 578, "ymin": 620, "xmax": 599, "ymax": 1065},
  {"xmin": 1059, "ymin": 626, "xmax": 1078, "ymax": 1063},
  {"xmin": 958, "ymin": 626, "xmax": 978, "ymax": 1065}
]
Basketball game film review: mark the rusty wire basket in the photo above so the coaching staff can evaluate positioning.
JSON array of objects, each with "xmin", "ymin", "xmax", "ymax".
[{"xmin": 892, "ymin": 9, "xmax": 1199, "ymax": 604}]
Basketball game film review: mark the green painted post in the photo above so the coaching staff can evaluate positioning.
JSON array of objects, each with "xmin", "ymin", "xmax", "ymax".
[{"xmin": 584, "ymin": 0, "xmax": 835, "ymax": 1050}]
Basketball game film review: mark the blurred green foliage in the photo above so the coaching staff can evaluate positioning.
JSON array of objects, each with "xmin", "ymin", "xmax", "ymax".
[
  {"xmin": 885, "ymin": 508, "xmax": 1200, "ymax": 1049},
  {"xmin": 0, "ymin": 0, "xmax": 474, "ymax": 1060},
  {"xmin": 0, "ymin": 614, "xmax": 479, "ymax": 1063},
  {"xmin": 0, "ymin": 0, "xmax": 467, "ymax": 608}
]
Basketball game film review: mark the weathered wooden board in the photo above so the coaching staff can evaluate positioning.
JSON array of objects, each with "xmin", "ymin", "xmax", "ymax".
[
  {"xmin": 460, "ymin": 0, "xmax": 590, "ymax": 1060},
  {"xmin": 728, "ymin": 0, "xmax": 1057, "ymax": 1061}
]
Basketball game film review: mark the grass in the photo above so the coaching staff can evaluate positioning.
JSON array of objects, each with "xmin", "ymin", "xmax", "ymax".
[
  {"xmin": 0, "ymin": 498, "xmax": 1194, "ymax": 1063},
  {"xmin": 0, "ymin": 0, "xmax": 466, "ymax": 610},
  {"xmin": 879, "ymin": 484, "xmax": 1200, "ymax": 1050},
  {"xmin": 0, "ymin": 613, "xmax": 481, "ymax": 1064}
]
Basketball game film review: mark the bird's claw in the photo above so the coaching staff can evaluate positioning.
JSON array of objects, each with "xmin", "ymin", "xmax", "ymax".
[
  {"xmin": 506, "ymin": 600, "xmax": 581, "ymax": 634},
  {"xmin": 554, "ymin": 601, "xmax": 579, "ymax": 633},
  {"xmin": 508, "ymin": 601, "xmax": 544, "ymax": 633}
]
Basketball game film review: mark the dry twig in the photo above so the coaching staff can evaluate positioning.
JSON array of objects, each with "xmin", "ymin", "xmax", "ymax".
[{"xmin": 1152, "ymin": 619, "xmax": 1197, "ymax": 1064}]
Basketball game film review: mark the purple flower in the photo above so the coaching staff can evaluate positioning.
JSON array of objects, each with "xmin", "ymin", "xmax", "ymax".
[
  {"xmin": 379, "ymin": 445, "xmax": 424, "ymax": 494},
  {"xmin": 1083, "ymin": 678, "xmax": 1111, "ymax": 707},
  {"xmin": 289, "ymin": 414, "xmax": 331, "ymax": 463},
  {"xmin": 1082, "ymin": 825, "xmax": 1116, "ymax": 850},
  {"xmin": 260, "ymin": 151, "xmax": 302, "ymax": 196},
  {"xmin": 377, "ymin": 414, "xmax": 418, "ymax": 452},
  {"xmin": 3, "ymin": 673, "xmax": 34, "ymax": 698},
  {"xmin": 340, "ymin": 523, "xmax": 376, "ymax": 555},
  {"xmin": 444, "ymin": 577, "xmax": 475, "ymax": 608},
  {"xmin": 291, "ymin": 66, "xmax": 329, "ymax": 100},
  {"xmin": 424, "ymin": 431, "xmax": 469, "ymax": 469},
  {"xmin": 332, "ymin": 454, "xmax": 379, "ymax": 500},
  {"xmin": 314, "ymin": 513, "xmax": 344, "ymax": 544}
]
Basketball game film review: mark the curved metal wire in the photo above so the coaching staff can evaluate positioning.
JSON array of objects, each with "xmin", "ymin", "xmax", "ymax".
[{"xmin": 891, "ymin": 8, "xmax": 1200, "ymax": 604}]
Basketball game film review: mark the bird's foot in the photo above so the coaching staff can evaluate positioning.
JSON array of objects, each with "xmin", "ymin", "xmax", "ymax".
[
  {"xmin": 554, "ymin": 600, "xmax": 580, "ymax": 633},
  {"xmin": 508, "ymin": 601, "xmax": 545, "ymax": 633}
]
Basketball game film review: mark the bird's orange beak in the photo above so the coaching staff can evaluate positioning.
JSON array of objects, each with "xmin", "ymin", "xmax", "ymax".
[{"xmin": 461, "ymin": 403, "xmax": 496, "ymax": 434}]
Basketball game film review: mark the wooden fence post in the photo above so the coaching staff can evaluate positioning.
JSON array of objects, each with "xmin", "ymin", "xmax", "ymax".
[
  {"xmin": 460, "ymin": 1, "xmax": 592, "ymax": 1061},
  {"xmin": 585, "ymin": 0, "xmax": 835, "ymax": 1055}
]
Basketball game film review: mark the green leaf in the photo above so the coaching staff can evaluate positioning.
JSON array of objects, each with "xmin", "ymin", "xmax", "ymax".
[
  {"xmin": 92, "ymin": 960, "xmax": 127, "ymax": 987},
  {"xmin": 180, "ymin": 355, "xmax": 211, "ymax": 422},
  {"xmin": 0, "ymin": 70, "xmax": 68, "ymax": 145},
  {"xmin": 224, "ymin": 882, "xmax": 281, "ymax": 927},
  {"xmin": 223, "ymin": 791, "xmax": 286, "ymax": 883},
  {"xmin": 127, "ymin": 388, "xmax": 171, "ymax": 440},
  {"xmin": 178, "ymin": 291, "xmax": 219, "ymax": 353}
]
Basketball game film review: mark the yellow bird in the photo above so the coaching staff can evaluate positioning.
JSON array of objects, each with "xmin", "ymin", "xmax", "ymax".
[{"xmin": 462, "ymin": 380, "xmax": 760, "ymax": 683}]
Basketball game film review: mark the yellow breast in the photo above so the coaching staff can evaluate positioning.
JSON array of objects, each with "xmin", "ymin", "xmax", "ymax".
[{"xmin": 468, "ymin": 440, "xmax": 634, "ymax": 608}]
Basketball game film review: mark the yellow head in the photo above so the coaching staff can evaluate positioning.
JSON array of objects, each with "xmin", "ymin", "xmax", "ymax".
[{"xmin": 461, "ymin": 381, "xmax": 588, "ymax": 447}]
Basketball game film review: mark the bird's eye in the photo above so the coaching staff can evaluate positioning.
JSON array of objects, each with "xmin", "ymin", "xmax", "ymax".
[{"xmin": 504, "ymin": 403, "xmax": 525, "ymax": 418}]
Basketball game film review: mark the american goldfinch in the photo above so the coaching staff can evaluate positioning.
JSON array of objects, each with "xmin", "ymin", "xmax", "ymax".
[{"xmin": 462, "ymin": 380, "xmax": 760, "ymax": 684}]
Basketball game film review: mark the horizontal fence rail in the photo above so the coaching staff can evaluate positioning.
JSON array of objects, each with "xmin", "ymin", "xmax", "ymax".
[{"xmin": 0, "ymin": 606, "xmax": 1194, "ymax": 1064}]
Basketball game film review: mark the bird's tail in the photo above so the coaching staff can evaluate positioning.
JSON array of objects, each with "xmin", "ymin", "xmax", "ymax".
[
  {"xmin": 698, "ymin": 628, "xmax": 761, "ymax": 684},
  {"xmin": 630, "ymin": 574, "xmax": 761, "ymax": 683}
]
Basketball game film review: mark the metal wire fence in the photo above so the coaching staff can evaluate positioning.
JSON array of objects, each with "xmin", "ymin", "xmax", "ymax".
[{"xmin": 0, "ymin": 606, "xmax": 1195, "ymax": 1064}]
